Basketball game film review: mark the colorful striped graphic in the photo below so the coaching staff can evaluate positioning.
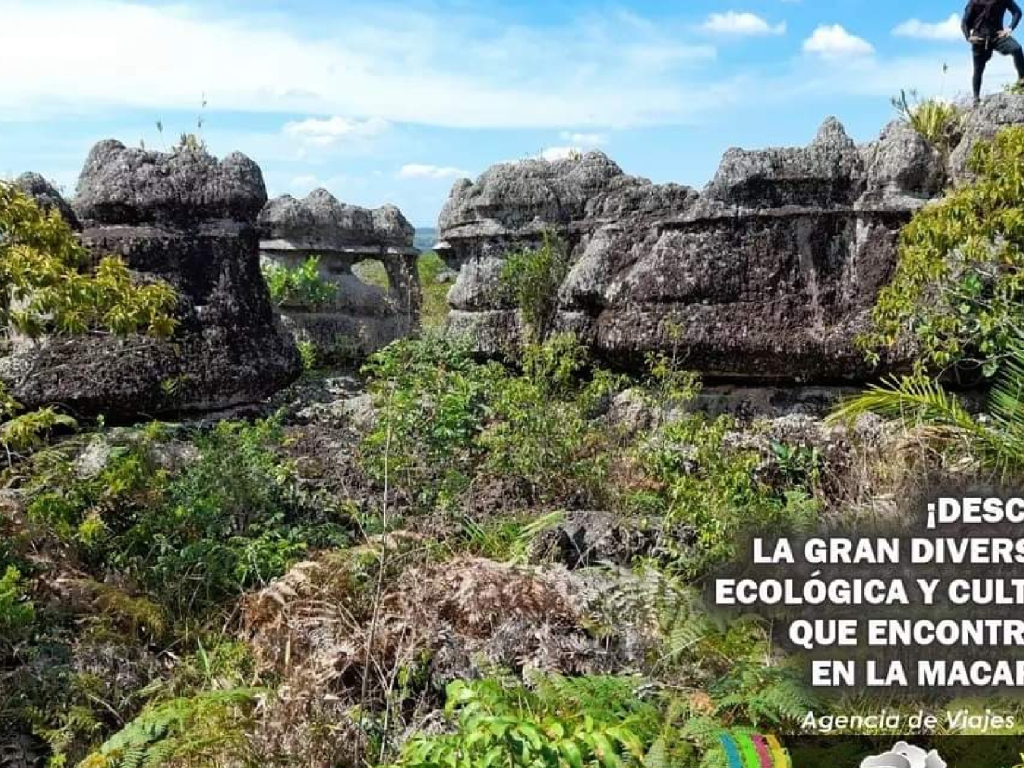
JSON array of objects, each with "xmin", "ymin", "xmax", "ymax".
[{"xmin": 719, "ymin": 732, "xmax": 792, "ymax": 768}]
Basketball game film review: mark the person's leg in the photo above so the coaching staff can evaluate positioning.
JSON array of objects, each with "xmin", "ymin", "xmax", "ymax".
[
  {"xmin": 996, "ymin": 34, "xmax": 1024, "ymax": 81},
  {"xmin": 973, "ymin": 42, "xmax": 992, "ymax": 100}
]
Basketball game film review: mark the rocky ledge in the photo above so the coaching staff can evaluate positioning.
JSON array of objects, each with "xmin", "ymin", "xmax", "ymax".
[{"xmin": 437, "ymin": 97, "xmax": 1024, "ymax": 382}]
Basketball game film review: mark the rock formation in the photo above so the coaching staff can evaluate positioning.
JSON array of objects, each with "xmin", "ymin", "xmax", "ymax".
[
  {"xmin": 437, "ymin": 115, "xmax": 955, "ymax": 381},
  {"xmin": 0, "ymin": 140, "xmax": 301, "ymax": 419},
  {"xmin": 259, "ymin": 189, "xmax": 420, "ymax": 360},
  {"xmin": 949, "ymin": 92, "xmax": 1024, "ymax": 185},
  {"xmin": 14, "ymin": 172, "xmax": 80, "ymax": 229}
]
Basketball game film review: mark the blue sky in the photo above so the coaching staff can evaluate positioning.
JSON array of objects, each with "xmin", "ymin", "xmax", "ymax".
[{"xmin": 0, "ymin": 0, "xmax": 1014, "ymax": 225}]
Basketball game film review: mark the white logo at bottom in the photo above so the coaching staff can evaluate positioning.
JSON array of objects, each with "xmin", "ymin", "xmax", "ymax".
[{"xmin": 860, "ymin": 742, "xmax": 947, "ymax": 768}]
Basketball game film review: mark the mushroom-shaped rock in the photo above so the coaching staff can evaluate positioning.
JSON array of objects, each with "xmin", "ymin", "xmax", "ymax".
[
  {"xmin": 438, "ymin": 117, "xmax": 924, "ymax": 382},
  {"xmin": 74, "ymin": 140, "xmax": 267, "ymax": 226},
  {"xmin": 258, "ymin": 191, "xmax": 421, "ymax": 361},
  {"xmin": 0, "ymin": 140, "xmax": 299, "ymax": 420},
  {"xmin": 259, "ymin": 189, "xmax": 415, "ymax": 251}
]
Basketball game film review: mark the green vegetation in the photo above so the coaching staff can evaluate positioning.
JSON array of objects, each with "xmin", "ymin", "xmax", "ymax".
[
  {"xmin": 0, "ymin": 182, "xmax": 177, "ymax": 340},
  {"xmin": 862, "ymin": 126, "xmax": 1024, "ymax": 378},
  {"xmin": 297, "ymin": 339, "xmax": 318, "ymax": 371},
  {"xmin": 393, "ymin": 677, "xmax": 663, "ymax": 768},
  {"xmin": 24, "ymin": 418, "xmax": 346, "ymax": 618},
  {"xmin": 0, "ymin": 181, "xmax": 177, "ymax": 460},
  {"xmin": 0, "ymin": 565, "xmax": 34, "ymax": 643},
  {"xmin": 835, "ymin": 339, "xmax": 1024, "ymax": 478},
  {"xmin": 892, "ymin": 89, "xmax": 963, "ymax": 157},
  {"xmin": 362, "ymin": 333, "xmax": 819, "ymax": 574},
  {"xmin": 417, "ymin": 251, "xmax": 453, "ymax": 330},
  {"xmin": 78, "ymin": 689, "xmax": 258, "ymax": 768},
  {"xmin": 262, "ymin": 256, "xmax": 337, "ymax": 308},
  {"xmin": 500, "ymin": 233, "xmax": 571, "ymax": 342}
]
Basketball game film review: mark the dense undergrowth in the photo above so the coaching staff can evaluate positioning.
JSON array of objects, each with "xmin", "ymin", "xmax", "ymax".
[
  {"xmin": 4, "ymin": 123, "xmax": 1024, "ymax": 768},
  {"xmin": 1, "ymin": 329, "xmax": 829, "ymax": 768}
]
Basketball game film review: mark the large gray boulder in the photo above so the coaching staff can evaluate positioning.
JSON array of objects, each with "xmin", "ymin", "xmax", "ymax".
[
  {"xmin": 438, "ymin": 117, "xmax": 941, "ymax": 382},
  {"xmin": 258, "ymin": 189, "xmax": 420, "ymax": 361},
  {"xmin": 0, "ymin": 141, "xmax": 301, "ymax": 419}
]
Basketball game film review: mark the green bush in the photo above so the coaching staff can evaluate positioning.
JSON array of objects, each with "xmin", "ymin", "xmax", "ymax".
[
  {"xmin": 361, "ymin": 333, "xmax": 502, "ymax": 512},
  {"xmin": 392, "ymin": 676, "xmax": 665, "ymax": 768},
  {"xmin": 500, "ymin": 233, "xmax": 571, "ymax": 342},
  {"xmin": 891, "ymin": 89, "xmax": 962, "ymax": 157},
  {"xmin": 863, "ymin": 125, "xmax": 1024, "ymax": 378},
  {"xmin": 263, "ymin": 256, "xmax": 337, "ymax": 308},
  {"xmin": 0, "ymin": 182, "xmax": 177, "ymax": 339},
  {"xmin": 24, "ymin": 418, "xmax": 347, "ymax": 617},
  {"xmin": 362, "ymin": 333, "xmax": 620, "ymax": 513},
  {"xmin": 628, "ymin": 415, "xmax": 819, "ymax": 576},
  {"xmin": 480, "ymin": 334, "xmax": 621, "ymax": 507},
  {"xmin": 0, "ymin": 565, "xmax": 35, "ymax": 642}
]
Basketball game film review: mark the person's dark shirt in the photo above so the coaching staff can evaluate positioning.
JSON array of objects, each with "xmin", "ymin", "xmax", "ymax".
[{"xmin": 963, "ymin": 0, "xmax": 1024, "ymax": 39}]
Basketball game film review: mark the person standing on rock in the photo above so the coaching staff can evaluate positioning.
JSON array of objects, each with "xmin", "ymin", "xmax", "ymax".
[{"xmin": 963, "ymin": 0, "xmax": 1024, "ymax": 104}]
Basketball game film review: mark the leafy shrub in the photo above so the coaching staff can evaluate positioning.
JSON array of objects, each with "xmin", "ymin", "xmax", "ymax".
[
  {"xmin": 627, "ymin": 415, "xmax": 819, "ymax": 575},
  {"xmin": 392, "ymin": 676, "xmax": 664, "ymax": 768},
  {"xmin": 862, "ymin": 125, "xmax": 1024, "ymax": 378},
  {"xmin": 24, "ymin": 418, "xmax": 347, "ymax": 617},
  {"xmin": 362, "ymin": 333, "xmax": 620, "ymax": 513},
  {"xmin": 891, "ymin": 89, "xmax": 962, "ymax": 156},
  {"xmin": 481, "ymin": 334, "xmax": 621, "ymax": 507},
  {"xmin": 297, "ymin": 339, "xmax": 318, "ymax": 371},
  {"xmin": 262, "ymin": 256, "xmax": 337, "ymax": 308},
  {"xmin": 78, "ymin": 688, "xmax": 259, "ymax": 768},
  {"xmin": 361, "ymin": 334, "xmax": 502, "ymax": 511},
  {"xmin": 0, "ymin": 565, "xmax": 35, "ymax": 642},
  {"xmin": 500, "ymin": 233, "xmax": 571, "ymax": 342},
  {"xmin": 0, "ymin": 182, "xmax": 177, "ymax": 339}
]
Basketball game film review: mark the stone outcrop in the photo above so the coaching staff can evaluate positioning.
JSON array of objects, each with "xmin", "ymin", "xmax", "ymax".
[
  {"xmin": 259, "ymin": 189, "xmax": 420, "ymax": 360},
  {"xmin": 949, "ymin": 92, "xmax": 1024, "ymax": 185},
  {"xmin": 14, "ymin": 172, "xmax": 80, "ymax": 229},
  {"xmin": 438, "ymin": 115, "xmax": 952, "ymax": 381},
  {"xmin": 0, "ymin": 140, "xmax": 301, "ymax": 419}
]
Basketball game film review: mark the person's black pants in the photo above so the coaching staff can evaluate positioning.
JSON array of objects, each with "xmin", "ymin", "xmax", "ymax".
[{"xmin": 973, "ymin": 34, "xmax": 1024, "ymax": 98}]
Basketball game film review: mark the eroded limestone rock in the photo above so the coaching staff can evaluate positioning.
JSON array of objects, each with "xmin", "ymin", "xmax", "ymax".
[
  {"xmin": 0, "ymin": 140, "xmax": 300, "ymax": 419},
  {"xmin": 437, "ymin": 117, "xmax": 950, "ymax": 382},
  {"xmin": 259, "ymin": 190, "xmax": 420, "ymax": 361}
]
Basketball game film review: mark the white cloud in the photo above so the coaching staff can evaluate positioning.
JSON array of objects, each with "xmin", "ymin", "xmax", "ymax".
[
  {"xmin": 289, "ymin": 174, "xmax": 320, "ymax": 189},
  {"xmin": 0, "ymin": 0, "xmax": 726, "ymax": 130},
  {"xmin": 803, "ymin": 25, "xmax": 874, "ymax": 58},
  {"xmin": 283, "ymin": 116, "xmax": 390, "ymax": 147},
  {"xmin": 892, "ymin": 14, "xmax": 962, "ymax": 42},
  {"xmin": 398, "ymin": 164, "xmax": 470, "ymax": 180},
  {"xmin": 701, "ymin": 12, "xmax": 786, "ymax": 36},
  {"xmin": 559, "ymin": 131, "xmax": 607, "ymax": 146}
]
